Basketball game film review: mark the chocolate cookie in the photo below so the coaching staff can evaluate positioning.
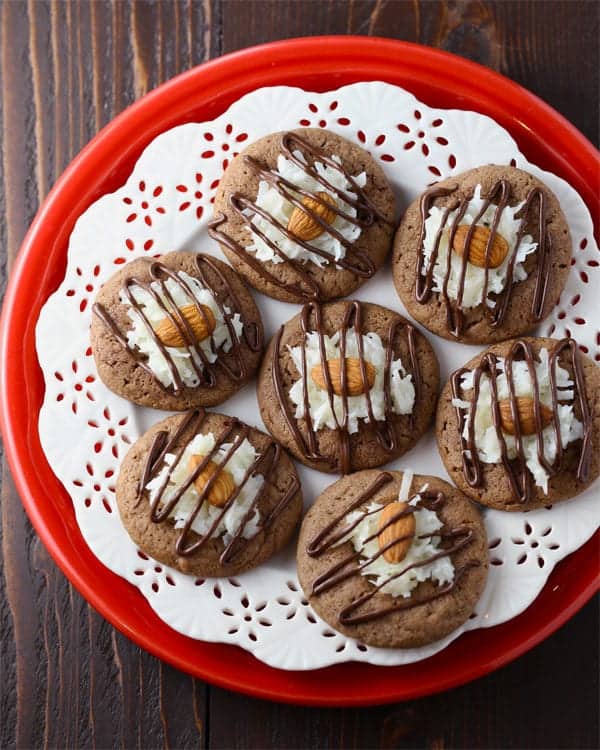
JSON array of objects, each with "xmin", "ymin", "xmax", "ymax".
[
  {"xmin": 257, "ymin": 299, "xmax": 440, "ymax": 474},
  {"xmin": 392, "ymin": 165, "xmax": 572, "ymax": 344},
  {"xmin": 209, "ymin": 128, "xmax": 396, "ymax": 303},
  {"xmin": 297, "ymin": 469, "xmax": 488, "ymax": 649},
  {"xmin": 437, "ymin": 337, "xmax": 600, "ymax": 511},
  {"xmin": 91, "ymin": 251, "xmax": 264, "ymax": 410},
  {"xmin": 116, "ymin": 409, "xmax": 303, "ymax": 577}
]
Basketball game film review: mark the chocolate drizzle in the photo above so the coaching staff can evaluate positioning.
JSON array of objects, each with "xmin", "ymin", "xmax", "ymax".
[
  {"xmin": 208, "ymin": 131, "xmax": 392, "ymax": 301},
  {"xmin": 136, "ymin": 409, "xmax": 300, "ymax": 564},
  {"xmin": 415, "ymin": 180, "xmax": 553, "ymax": 337},
  {"xmin": 92, "ymin": 255, "xmax": 262, "ymax": 394},
  {"xmin": 271, "ymin": 301, "xmax": 422, "ymax": 474},
  {"xmin": 306, "ymin": 472, "xmax": 477, "ymax": 625},
  {"xmin": 451, "ymin": 338, "xmax": 593, "ymax": 502}
]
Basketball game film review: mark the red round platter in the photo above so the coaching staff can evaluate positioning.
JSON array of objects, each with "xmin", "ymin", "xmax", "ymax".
[{"xmin": 1, "ymin": 37, "xmax": 599, "ymax": 707}]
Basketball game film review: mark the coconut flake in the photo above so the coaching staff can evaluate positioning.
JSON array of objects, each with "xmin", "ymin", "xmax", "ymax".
[{"xmin": 398, "ymin": 470, "xmax": 414, "ymax": 503}]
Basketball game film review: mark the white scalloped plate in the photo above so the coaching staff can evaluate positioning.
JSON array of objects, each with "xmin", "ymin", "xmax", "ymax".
[{"xmin": 35, "ymin": 82, "xmax": 600, "ymax": 670}]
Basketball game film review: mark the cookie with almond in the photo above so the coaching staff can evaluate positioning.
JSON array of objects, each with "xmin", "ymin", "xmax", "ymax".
[
  {"xmin": 116, "ymin": 409, "xmax": 303, "ymax": 577},
  {"xmin": 90, "ymin": 251, "xmax": 264, "ymax": 410},
  {"xmin": 296, "ymin": 469, "xmax": 488, "ymax": 649},
  {"xmin": 257, "ymin": 299, "xmax": 439, "ymax": 474},
  {"xmin": 392, "ymin": 165, "xmax": 572, "ymax": 344},
  {"xmin": 436, "ymin": 336, "xmax": 600, "ymax": 511},
  {"xmin": 210, "ymin": 128, "xmax": 396, "ymax": 303}
]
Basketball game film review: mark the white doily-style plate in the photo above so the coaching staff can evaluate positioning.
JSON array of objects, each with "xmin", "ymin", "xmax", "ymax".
[{"xmin": 35, "ymin": 82, "xmax": 600, "ymax": 671}]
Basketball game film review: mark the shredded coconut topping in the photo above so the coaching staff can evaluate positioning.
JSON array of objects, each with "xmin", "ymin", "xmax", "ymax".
[
  {"xmin": 146, "ymin": 431, "xmax": 262, "ymax": 542},
  {"xmin": 421, "ymin": 185, "xmax": 538, "ymax": 308},
  {"xmin": 340, "ymin": 481, "xmax": 455, "ymax": 599},
  {"xmin": 245, "ymin": 151, "xmax": 366, "ymax": 266},
  {"xmin": 123, "ymin": 271, "xmax": 243, "ymax": 388},
  {"xmin": 452, "ymin": 347, "xmax": 584, "ymax": 492},
  {"xmin": 288, "ymin": 328, "xmax": 415, "ymax": 434}
]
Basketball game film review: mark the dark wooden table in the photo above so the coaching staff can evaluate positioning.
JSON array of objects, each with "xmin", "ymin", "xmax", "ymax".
[{"xmin": 1, "ymin": 2, "xmax": 598, "ymax": 748}]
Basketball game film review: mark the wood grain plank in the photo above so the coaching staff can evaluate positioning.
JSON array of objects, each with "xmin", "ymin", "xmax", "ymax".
[
  {"xmin": 492, "ymin": 0, "xmax": 599, "ymax": 144},
  {"xmin": 1, "ymin": 4, "xmax": 47, "ymax": 745}
]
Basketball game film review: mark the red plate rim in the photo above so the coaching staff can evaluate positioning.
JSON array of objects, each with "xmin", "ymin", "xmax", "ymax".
[{"xmin": 1, "ymin": 36, "xmax": 599, "ymax": 707}]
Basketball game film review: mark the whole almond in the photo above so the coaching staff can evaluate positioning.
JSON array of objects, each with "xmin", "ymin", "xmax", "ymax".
[
  {"xmin": 188, "ymin": 454, "xmax": 235, "ymax": 508},
  {"xmin": 310, "ymin": 357, "xmax": 376, "ymax": 397},
  {"xmin": 287, "ymin": 191, "xmax": 337, "ymax": 242},
  {"xmin": 498, "ymin": 396, "xmax": 553, "ymax": 436},
  {"xmin": 377, "ymin": 502, "xmax": 416, "ymax": 564},
  {"xmin": 452, "ymin": 224, "xmax": 509, "ymax": 269},
  {"xmin": 154, "ymin": 303, "xmax": 216, "ymax": 348}
]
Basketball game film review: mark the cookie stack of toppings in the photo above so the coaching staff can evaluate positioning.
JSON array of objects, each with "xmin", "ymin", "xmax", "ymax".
[
  {"xmin": 258, "ymin": 299, "xmax": 438, "ymax": 475},
  {"xmin": 209, "ymin": 129, "xmax": 396, "ymax": 303}
]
